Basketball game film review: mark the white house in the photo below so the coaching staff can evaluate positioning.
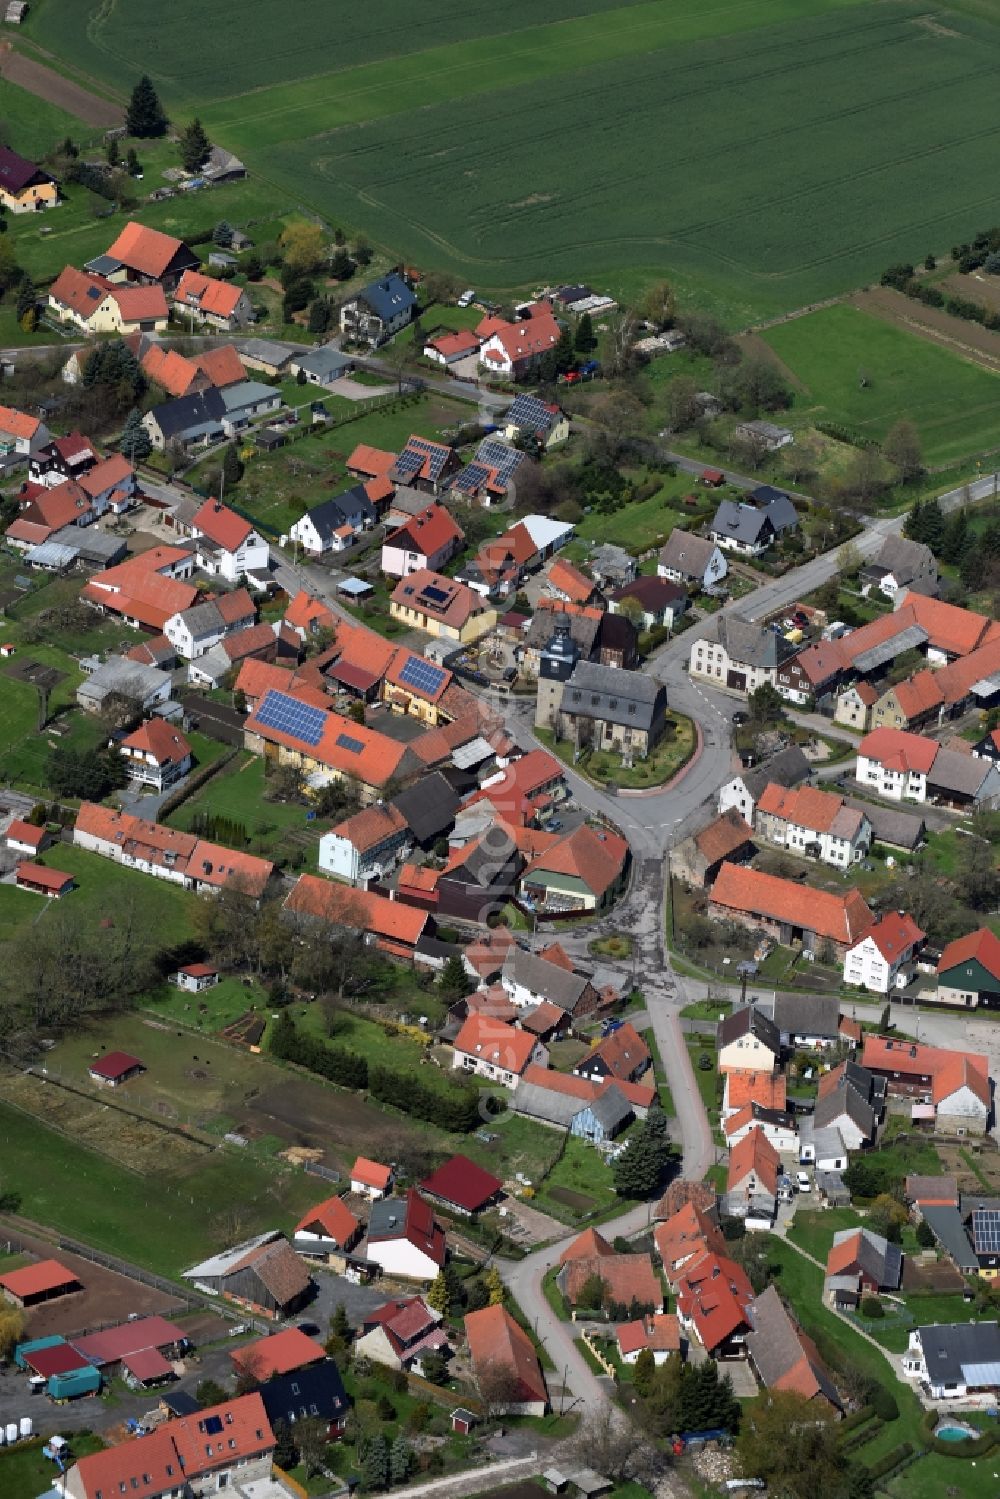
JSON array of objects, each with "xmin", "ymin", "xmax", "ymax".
[
  {"xmin": 903, "ymin": 1323, "xmax": 1000, "ymax": 1399},
  {"xmin": 754, "ymin": 783, "xmax": 872, "ymax": 869},
  {"xmin": 717, "ymin": 1007, "xmax": 780, "ymax": 1076},
  {"xmin": 190, "ymin": 498, "xmax": 270, "ymax": 582},
  {"xmin": 843, "ymin": 911, "xmax": 925, "ymax": 994},
  {"xmin": 365, "ymin": 1190, "xmax": 445, "ymax": 1281},
  {"xmin": 340, "ymin": 273, "xmax": 417, "ymax": 348},
  {"xmin": 118, "ymin": 719, "xmax": 192, "ymax": 792},
  {"xmin": 318, "ymin": 804, "xmax": 411, "ymax": 886},
  {"xmin": 350, "ymin": 1156, "xmax": 393, "ymax": 1199},
  {"xmin": 855, "ymin": 728, "xmax": 936, "ymax": 803},
  {"xmin": 716, "ymin": 747, "xmax": 811, "ymax": 825},
  {"xmin": 451, "ymin": 1014, "xmax": 547, "ymax": 1090},
  {"xmin": 173, "ymin": 269, "xmax": 254, "ymax": 332},
  {"xmin": 658, "ymin": 530, "xmax": 728, "ymax": 592},
  {"xmin": 0, "ymin": 404, "xmax": 49, "ymax": 463},
  {"xmin": 723, "ymin": 1104, "xmax": 798, "ymax": 1154},
  {"xmin": 164, "ymin": 589, "xmax": 255, "ymax": 660},
  {"xmin": 288, "ymin": 486, "xmax": 376, "ymax": 556}
]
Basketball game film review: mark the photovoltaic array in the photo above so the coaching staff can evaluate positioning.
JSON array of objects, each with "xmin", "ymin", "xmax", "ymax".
[{"xmin": 255, "ymin": 690, "xmax": 327, "ymax": 747}]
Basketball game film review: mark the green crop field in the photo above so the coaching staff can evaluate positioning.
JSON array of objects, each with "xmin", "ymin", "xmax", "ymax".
[
  {"xmin": 24, "ymin": 0, "xmax": 1000, "ymax": 320},
  {"xmin": 762, "ymin": 304, "xmax": 1000, "ymax": 464}
]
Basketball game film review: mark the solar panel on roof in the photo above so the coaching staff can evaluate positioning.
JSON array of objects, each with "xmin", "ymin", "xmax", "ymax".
[
  {"xmin": 394, "ymin": 450, "xmax": 422, "ymax": 478},
  {"xmin": 476, "ymin": 440, "xmax": 523, "ymax": 488},
  {"xmin": 974, "ymin": 1210, "xmax": 1000, "ymax": 1252},
  {"xmin": 398, "ymin": 654, "xmax": 446, "ymax": 696},
  {"xmin": 335, "ymin": 732, "xmax": 364, "ymax": 754},
  {"xmin": 422, "ymin": 585, "xmax": 450, "ymax": 605},
  {"xmin": 204, "ymin": 1415, "xmax": 224, "ymax": 1435},
  {"xmin": 255, "ymin": 690, "xmax": 327, "ymax": 747}
]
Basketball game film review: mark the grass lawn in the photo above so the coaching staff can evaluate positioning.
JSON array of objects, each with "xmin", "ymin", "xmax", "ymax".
[
  {"xmin": 0, "ymin": 1435, "xmax": 105, "ymax": 1499},
  {"xmin": 763, "ymin": 1237, "xmax": 927, "ymax": 1462},
  {"xmin": 679, "ymin": 998, "xmax": 732, "ymax": 1021},
  {"xmin": 685, "ymin": 1040, "xmax": 720, "ymax": 1114},
  {"xmin": 535, "ymin": 712, "xmax": 695, "ymax": 790},
  {"xmin": 0, "ymin": 1096, "xmax": 320, "ymax": 1277},
  {"xmin": 885, "ymin": 1451, "xmax": 1000, "ymax": 1499},
  {"xmin": 762, "ymin": 304, "xmax": 1000, "ymax": 466},
  {"xmin": 533, "ymin": 1134, "xmax": 622, "ymax": 1222},
  {"xmin": 147, "ymin": 975, "xmax": 268, "ymax": 1032},
  {"xmin": 787, "ymin": 1207, "xmax": 863, "ymax": 1262},
  {"xmin": 209, "ymin": 389, "xmax": 469, "ymax": 536},
  {"xmin": 572, "ymin": 472, "xmax": 710, "ymax": 554},
  {"xmin": 166, "ymin": 750, "xmax": 325, "ymax": 869},
  {"xmin": 3, "ymin": 845, "xmax": 199, "ymax": 948}
]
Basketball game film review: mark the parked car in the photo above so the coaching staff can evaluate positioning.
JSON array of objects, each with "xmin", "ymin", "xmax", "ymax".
[{"xmin": 796, "ymin": 1171, "xmax": 811, "ymax": 1192}]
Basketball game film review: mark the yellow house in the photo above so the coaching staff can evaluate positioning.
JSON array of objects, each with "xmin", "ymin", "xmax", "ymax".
[
  {"xmin": 389, "ymin": 567, "xmax": 495, "ymax": 644},
  {"xmin": 0, "ymin": 147, "xmax": 58, "ymax": 214},
  {"xmin": 48, "ymin": 265, "xmax": 169, "ymax": 335},
  {"xmin": 717, "ymin": 1006, "xmax": 780, "ymax": 1075}
]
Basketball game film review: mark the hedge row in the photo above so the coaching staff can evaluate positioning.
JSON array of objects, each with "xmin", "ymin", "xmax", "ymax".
[{"xmin": 863, "ymin": 1441, "xmax": 912, "ymax": 1480}]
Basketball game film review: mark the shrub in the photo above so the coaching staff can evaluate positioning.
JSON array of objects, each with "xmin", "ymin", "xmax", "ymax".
[
  {"xmin": 865, "ymin": 1442, "xmax": 912, "ymax": 1480},
  {"xmin": 871, "ymin": 1387, "xmax": 898, "ymax": 1421},
  {"xmin": 915, "ymin": 1218, "xmax": 936, "ymax": 1248},
  {"xmin": 860, "ymin": 1295, "xmax": 883, "ymax": 1318}
]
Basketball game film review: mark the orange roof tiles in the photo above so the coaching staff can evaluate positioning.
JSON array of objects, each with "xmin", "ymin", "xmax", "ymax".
[
  {"xmin": 523, "ymin": 822, "xmax": 628, "ymax": 898},
  {"xmin": 464, "ymin": 1303, "xmax": 546, "ymax": 1407},
  {"xmin": 558, "ymin": 1228, "xmax": 614, "ymax": 1264},
  {"xmin": 453, "ymin": 1013, "xmax": 538, "ymax": 1075},
  {"xmin": 654, "ymin": 1202, "xmax": 724, "ymax": 1271},
  {"xmin": 284, "ymin": 590, "xmax": 336, "ymax": 636},
  {"xmin": 861, "ymin": 1034, "xmax": 990, "ymax": 1107},
  {"xmin": 756, "ymin": 783, "xmax": 855, "ymax": 836},
  {"xmin": 245, "ymin": 691, "xmax": 407, "ymax": 787},
  {"xmin": 547, "ymin": 557, "xmax": 594, "ymax": 603},
  {"xmin": 674, "ymin": 1250, "xmax": 753, "ymax": 1353},
  {"xmin": 939, "ymin": 926, "xmax": 1000, "ymax": 981},
  {"xmin": 617, "ymin": 1313, "xmax": 680, "ymax": 1357},
  {"xmin": 107, "ymin": 283, "xmax": 169, "ymax": 323},
  {"xmin": 231, "ymin": 1326, "xmax": 325, "ymax": 1380},
  {"xmin": 856, "ymin": 910, "xmax": 924, "ymax": 960},
  {"xmin": 349, "ymin": 444, "xmax": 397, "ymax": 478},
  {"xmin": 727, "ymin": 1126, "xmax": 780, "ymax": 1196},
  {"xmin": 904, "ymin": 591, "xmax": 992, "ymax": 656},
  {"xmin": 711, "ymin": 862, "xmax": 873, "ymax": 945},
  {"xmin": 283, "ymin": 874, "xmax": 428, "ymax": 948},
  {"xmin": 82, "ymin": 546, "xmax": 198, "ymax": 630},
  {"xmin": 193, "ymin": 497, "xmax": 254, "ymax": 552},
  {"xmin": 695, "ymin": 809, "xmax": 754, "ymax": 867},
  {"xmin": 141, "ymin": 343, "xmax": 202, "ymax": 397},
  {"xmin": 78, "ymin": 453, "xmax": 134, "ymax": 498},
  {"xmin": 890, "ymin": 670, "xmax": 944, "ymax": 720},
  {"xmin": 196, "ymin": 344, "xmax": 246, "ymax": 387},
  {"xmin": 0, "ymin": 403, "xmax": 40, "ymax": 440},
  {"xmin": 0, "ymin": 1258, "xmax": 78, "ymax": 1299},
  {"xmin": 584, "ymin": 1022, "xmax": 650, "ymax": 1081},
  {"xmin": 120, "ymin": 719, "xmax": 190, "ymax": 766},
  {"xmin": 71, "ymin": 1392, "xmax": 272, "ymax": 1499},
  {"xmin": 175, "ymin": 268, "xmax": 245, "ymax": 319},
  {"xmin": 352, "ymin": 1157, "xmax": 392, "ymax": 1190},
  {"xmin": 386, "ymin": 502, "xmax": 464, "ymax": 560},
  {"xmin": 726, "ymin": 1072, "xmax": 787, "ymax": 1111},
  {"xmin": 74, "ymin": 802, "xmax": 272, "ymax": 896},
  {"xmin": 859, "ymin": 726, "xmax": 938, "ymax": 774},
  {"xmin": 331, "ymin": 802, "xmax": 408, "ymax": 854},
  {"xmin": 106, "ymin": 220, "xmax": 188, "ymax": 279},
  {"xmin": 561, "ymin": 1253, "xmax": 662, "ymax": 1309}
]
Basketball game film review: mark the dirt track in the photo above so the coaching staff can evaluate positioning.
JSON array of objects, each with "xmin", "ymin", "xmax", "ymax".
[
  {"xmin": 0, "ymin": 45, "xmax": 122, "ymax": 128},
  {"xmin": 851, "ymin": 285, "xmax": 1000, "ymax": 373}
]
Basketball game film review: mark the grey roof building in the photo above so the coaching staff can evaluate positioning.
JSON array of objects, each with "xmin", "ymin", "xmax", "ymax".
[
  {"xmin": 772, "ymin": 993, "xmax": 842, "ymax": 1046},
  {"xmin": 920, "ymin": 1207, "xmax": 978, "ymax": 1271},
  {"xmin": 658, "ymin": 529, "xmax": 726, "ymax": 587},
  {"xmin": 575, "ymin": 1084, "xmax": 632, "ymax": 1137},
  {"xmin": 289, "ymin": 345, "xmax": 355, "ymax": 384},
  {"xmin": 746, "ymin": 1285, "xmax": 841, "ymax": 1408},
  {"xmin": 501, "ymin": 947, "xmax": 594, "ymax": 1015},
  {"xmin": 77, "ymin": 655, "xmax": 172, "ymax": 714},
  {"xmin": 511, "ymin": 1081, "xmax": 582, "ymax": 1129},
  {"xmin": 927, "ymin": 748, "xmax": 1000, "ymax": 805},
  {"xmin": 559, "ymin": 660, "xmax": 667, "ymax": 736},
  {"xmin": 718, "ymin": 615, "xmax": 798, "ymax": 672},
  {"xmin": 862, "ymin": 535, "xmax": 939, "ymax": 596},
  {"xmin": 296, "ymin": 485, "xmax": 377, "ymax": 544},
  {"xmin": 589, "ymin": 543, "xmax": 635, "ymax": 589},
  {"xmin": 842, "ymin": 796, "xmax": 925, "ymax": 851},
  {"xmin": 390, "ymin": 772, "xmax": 460, "ymax": 845},
  {"xmin": 910, "ymin": 1322, "xmax": 1000, "ymax": 1391}
]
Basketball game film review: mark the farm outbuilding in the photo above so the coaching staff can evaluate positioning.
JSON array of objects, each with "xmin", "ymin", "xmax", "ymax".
[
  {"xmin": 173, "ymin": 963, "xmax": 219, "ymax": 992},
  {"xmin": 184, "ymin": 1230, "xmax": 312, "ymax": 1318},
  {"xmin": 0, "ymin": 1260, "xmax": 81, "ymax": 1308},
  {"xmin": 15, "ymin": 862, "xmax": 74, "ymax": 897},
  {"xmin": 87, "ymin": 1051, "xmax": 145, "ymax": 1087},
  {"xmin": 48, "ymin": 1365, "xmax": 101, "ymax": 1400}
]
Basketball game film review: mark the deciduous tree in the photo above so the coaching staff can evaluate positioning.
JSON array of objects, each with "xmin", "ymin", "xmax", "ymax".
[{"xmin": 884, "ymin": 418, "xmax": 923, "ymax": 483}]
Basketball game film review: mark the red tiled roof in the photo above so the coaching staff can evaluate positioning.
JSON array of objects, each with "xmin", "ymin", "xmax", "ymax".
[
  {"xmin": 654, "ymin": 1202, "xmax": 724, "ymax": 1271},
  {"xmin": 386, "ymin": 503, "xmax": 464, "ymax": 561},
  {"xmin": 547, "ymin": 557, "xmax": 594, "ymax": 603},
  {"xmin": 904, "ymin": 591, "xmax": 992, "ymax": 656},
  {"xmin": 523, "ymin": 823, "xmax": 628, "ymax": 899},
  {"xmin": 477, "ymin": 304, "xmax": 561, "ymax": 364},
  {"xmin": 106, "ymin": 220, "xmax": 188, "ymax": 279},
  {"xmin": 193, "ymin": 497, "xmax": 253, "ymax": 552},
  {"xmin": 712, "ymin": 862, "xmax": 872, "ymax": 945},
  {"xmin": 352, "ymin": 1157, "xmax": 392, "ymax": 1190},
  {"xmin": 756, "ymin": 783, "xmax": 857, "ymax": 837},
  {"xmin": 674, "ymin": 1249, "xmax": 753, "ymax": 1352},
  {"xmin": 368, "ymin": 1188, "xmax": 445, "ymax": 1266},
  {"xmin": 82, "ymin": 547, "xmax": 198, "ymax": 630},
  {"xmin": 122, "ymin": 1346, "xmax": 173, "ymax": 1382},
  {"xmin": 284, "ymin": 590, "xmax": 336, "ymax": 636},
  {"xmin": 142, "ymin": 343, "xmax": 201, "ymax": 397},
  {"xmin": 861, "ymin": 1035, "xmax": 990, "ymax": 1107},
  {"xmin": 617, "ymin": 1313, "xmax": 680, "ymax": 1357},
  {"xmin": 196, "ymin": 344, "xmax": 246, "ymax": 388},
  {"xmin": 826, "ymin": 1230, "xmax": 864, "ymax": 1278},
  {"xmin": 295, "ymin": 1195, "xmax": 360, "ymax": 1246},
  {"xmin": 858, "ymin": 726, "xmax": 938, "ymax": 775},
  {"xmin": 0, "ymin": 1258, "xmax": 78, "ymax": 1299},
  {"xmin": 6, "ymin": 819, "xmax": 45, "ymax": 849},
  {"xmin": 695, "ymin": 810, "xmax": 754, "ymax": 868},
  {"xmin": 70, "ymin": 1392, "xmax": 272, "ymax": 1499},
  {"xmin": 22, "ymin": 1343, "xmax": 88, "ymax": 1377},
  {"xmin": 854, "ymin": 910, "xmax": 924, "ymax": 960},
  {"xmin": 385, "ymin": 647, "xmax": 452, "ymax": 702},
  {"xmin": 890, "ymin": 670, "xmax": 944, "ymax": 720},
  {"xmin": 727, "ymin": 1126, "xmax": 780, "ymax": 1196},
  {"xmin": 74, "ymin": 802, "xmax": 273, "ymax": 897},
  {"xmin": 175, "ymin": 268, "xmax": 245, "ymax": 319},
  {"xmin": 348, "ymin": 444, "xmax": 397, "ymax": 478},
  {"xmin": 88, "ymin": 1050, "xmax": 143, "ymax": 1082},
  {"xmin": 120, "ymin": 718, "xmax": 190, "ymax": 767},
  {"xmin": 562, "ymin": 1253, "xmax": 662, "ymax": 1309},
  {"xmin": 427, "ymin": 329, "xmax": 480, "ymax": 358},
  {"xmin": 939, "ymin": 926, "xmax": 1000, "ymax": 982},
  {"xmin": 245, "ymin": 693, "xmax": 407, "ymax": 787},
  {"xmin": 453, "ymin": 1013, "xmax": 538, "ymax": 1075},
  {"xmin": 231, "ymin": 1326, "xmax": 325, "ymax": 1380},
  {"xmin": 0, "ymin": 403, "xmax": 40, "ymax": 440},
  {"xmin": 16, "ymin": 862, "xmax": 73, "ymax": 894},
  {"xmin": 420, "ymin": 1154, "xmax": 502, "ymax": 1214},
  {"xmin": 79, "ymin": 453, "xmax": 134, "ymax": 499},
  {"xmin": 331, "ymin": 802, "xmax": 408, "ymax": 854},
  {"xmin": 284, "ymin": 876, "xmax": 428, "ymax": 948},
  {"xmin": 582, "ymin": 1022, "xmax": 650, "ymax": 1081},
  {"xmin": 464, "ymin": 1303, "xmax": 546, "ymax": 1407},
  {"xmin": 390, "ymin": 568, "xmax": 482, "ymax": 630},
  {"xmin": 558, "ymin": 1227, "xmax": 615, "ymax": 1264},
  {"xmin": 726, "ymin": 1072, "xmax": 786, "ymax": 1111},
  {"xmin": 107, "ymin": 283, "xmax": 169, "ymax": 323}
]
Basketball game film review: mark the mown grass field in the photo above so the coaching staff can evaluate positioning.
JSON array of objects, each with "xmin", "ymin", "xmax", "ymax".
[
  {"xmin": 762, "ymin": 304, "xmax": 1000, "ymax": 464},
  {"xmin": 22, "ymin": 0, "xmax": 1000, "ymax": 318}
]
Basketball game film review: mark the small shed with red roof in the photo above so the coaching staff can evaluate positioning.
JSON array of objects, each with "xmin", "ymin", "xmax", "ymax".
[
  {"xmin": 5, "ymin": 819, "xmax": 51, "ymax": 856},
  {"xmin": 174, "ymin": 962, "xmax": 219, "ymax": 993},
  {"xmin": 88, "ymin": 1051, "xmax": 145, "ymax": 1088},
  {"xmin": 15, "ymin": 862, "xmax": 74, "ymax": 898},
  {"xmin": 0, "ymin": 1259, "xmax": 81, "ymax": 1308},
  {"xmin": 351, "ymin": 1157, "xmax": 393, "ymax": 1199},
  {"xmin": 419, "ymin": 1155, "xmax": 503, "ymax": 1218}
]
